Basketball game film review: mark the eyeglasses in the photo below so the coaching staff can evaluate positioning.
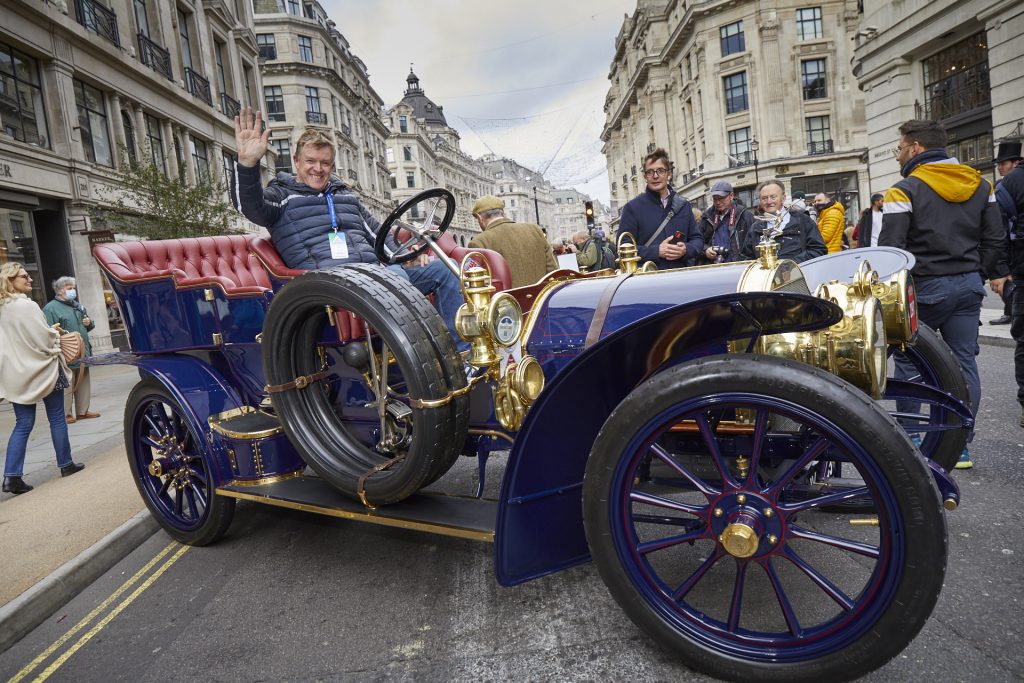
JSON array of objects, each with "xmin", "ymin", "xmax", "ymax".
[
  {"xmin": 13, "ymin": 274, "xmax": 30, "ymax": 280},
  {"xmin": 643, "ymin": 168, "xmax": 669, "ymax": 178},
  {"xmin": 891, "ymin": 142, "xmax": 915, "ymax": 158}
]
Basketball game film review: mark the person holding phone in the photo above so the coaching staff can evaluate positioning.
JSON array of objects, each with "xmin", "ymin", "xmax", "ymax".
[{"xmin": 618, "ymin": 148, "xmax": 702, "ymax": 270}]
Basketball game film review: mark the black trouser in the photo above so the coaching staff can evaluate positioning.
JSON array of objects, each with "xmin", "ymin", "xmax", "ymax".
[
  {"xmin": 1002, "ymin": 278, "xmax": 1017, "ymax": 316},
  {"xmin": 1012, "ymin": 285, "xmax": 1024, "ymax": 407}
]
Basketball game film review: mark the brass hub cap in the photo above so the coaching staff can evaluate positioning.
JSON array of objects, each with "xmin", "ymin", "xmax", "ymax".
[{"xmin": 720, "ymin": 523, "xmax": 759, "ymax": 558}]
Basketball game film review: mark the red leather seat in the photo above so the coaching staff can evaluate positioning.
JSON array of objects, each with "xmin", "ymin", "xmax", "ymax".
[
  {"xmin": 435, "ymin": 233, "xmax": 509, "ymax": 292},
  {"xmin": 93, "ymin": 235, "xmax": 272, "ymax": 296}
]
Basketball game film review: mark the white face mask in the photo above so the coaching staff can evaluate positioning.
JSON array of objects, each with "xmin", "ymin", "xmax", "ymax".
[{"xmin": 65, "ymin": 288, "xmax": 77, "ymax": 300}]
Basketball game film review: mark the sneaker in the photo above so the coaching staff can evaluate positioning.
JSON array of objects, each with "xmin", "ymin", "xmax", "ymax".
[
  {"xmin": 989, "ymin": 314, "xmax": 1011, "ymax": 325},
  {"xmin": 909, "ymin": 435, "xmax": 923, "ymax": 447},
  {"xmin": 954, "ymin": 448, "xmax": 973, "ymax": 470}
]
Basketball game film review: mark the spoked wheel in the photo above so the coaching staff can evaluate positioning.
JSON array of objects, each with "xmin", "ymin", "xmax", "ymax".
[
  {"xmin": 125, "ymin": 381, "xmax": 234, "ymax": 545},
  {"xmin": 887, "ymin": 322, "xmax": 970, "ymax": 471},
  {"xmin": 262, "ymin": 265, "xmax": 468, "ymax": 506},
  {"xmin": 583, "ymin": 355, "xmax": 946, "ymax": 683}
]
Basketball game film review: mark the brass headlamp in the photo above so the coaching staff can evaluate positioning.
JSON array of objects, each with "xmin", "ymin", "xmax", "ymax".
[{"xmin": 616, "ymin": 232, "xmax": 656, "ymax": 274}]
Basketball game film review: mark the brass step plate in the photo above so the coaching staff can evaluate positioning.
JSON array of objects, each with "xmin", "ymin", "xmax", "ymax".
[{"xmin": 217, "ymin": 475, "xmax": 497, "ymax": 542}]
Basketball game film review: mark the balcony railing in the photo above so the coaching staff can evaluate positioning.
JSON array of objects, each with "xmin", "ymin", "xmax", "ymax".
[
  {"xmin": 137, "ymin": 33, "xmax": 172, "ymax": 80},
  {"xmin": 728, "ymin": 151, "xmax": 755, "ymax": 167},
  {"xmin": 347, "ymin": 169, "xmax": 358, "ymax": 181},
  {"xmin": 75, "ymin": 0, "xmax": 120, "ymax": 47},
  {"xmin": 808, "ymin": 139, "xmax": 834, "ymax": 155},
  {"xmin": 306, "ymin": 111, "xmax": 327, "ymax": 125},
  {"xmin": 340, "ymin": 123, "xmax": 352, "ymax": 138},
  {"xmin": 184, "ymin": 67, "xmax": 212, "ymax": 106},
  {"xmin": 220, "ymin": 92, "xmax": 241, "ymax": 119},
  {"xmin": 916, "ymin": 63, "xmax": 991, "ymax": 121}
]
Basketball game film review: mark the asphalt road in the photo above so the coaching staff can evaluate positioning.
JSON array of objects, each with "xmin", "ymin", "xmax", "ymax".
[{"xmin": 1, "ymin": 345, "xmax": 1022, "ymax": 683}]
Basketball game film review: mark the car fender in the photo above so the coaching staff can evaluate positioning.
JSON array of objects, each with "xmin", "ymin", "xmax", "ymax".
[{"xmin": 494, "ymin": 291, "xmax": 843, "ymax": 586}]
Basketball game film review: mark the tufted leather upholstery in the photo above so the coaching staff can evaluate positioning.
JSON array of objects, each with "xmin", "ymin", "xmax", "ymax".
[{"xmin": 93, "ymin": 235, "xmax": 273, "ymax": 296}]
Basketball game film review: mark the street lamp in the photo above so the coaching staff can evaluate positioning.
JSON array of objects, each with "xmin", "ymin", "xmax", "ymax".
[
  {"xmin": 751, "ymin": 136, "xmax": 760, "ymax": 185},
  {"xmin": 533, "ymin": 185, "xmax": 540, "ymax": 224}
]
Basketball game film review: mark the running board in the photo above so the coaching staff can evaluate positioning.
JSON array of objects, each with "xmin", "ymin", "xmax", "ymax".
[{"xmin": 217, "ymin": 475, "xmax": 497, "ymax": 542}]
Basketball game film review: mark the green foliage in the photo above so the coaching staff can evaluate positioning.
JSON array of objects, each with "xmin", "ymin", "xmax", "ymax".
[{"xmin": 90, "ymin": 146, "xmax": 240, "ymax": 240}]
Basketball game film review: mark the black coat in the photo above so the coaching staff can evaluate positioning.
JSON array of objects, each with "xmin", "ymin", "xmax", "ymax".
[
  {"xmin": 697, "ymin": 203, "xmax": 757, "ymax": 264},
  {"xmin": 741, "ymin": 212, "xmax": 828, "ymax": 263},
  {"xmin": 619, "ymin": 188, "xmax": 703, "ymax": 268}
]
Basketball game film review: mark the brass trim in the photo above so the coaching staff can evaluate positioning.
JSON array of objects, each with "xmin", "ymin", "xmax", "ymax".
[
  {"xmin": 212, "ymin": 332, "xmax": 223, "ymax": 346},
  {"xmin": 214, "ymin": 487, "xmax": 496, "ymax": 542},
  {"xmin": 467, "ymin": 428, "xmax": 515, "ymax": 445},
  {"xmin": 204, "ymin": 288, "xmax": 215, "ymax": 301},
  {"xmin": 227, "ymin": 447, "xmax": 238, "ymax": 474},
  {"xmin": 208, "ymin": 406, "xmax": 286, "ymax": 440},
  {"xmin": 409, "ymin": 370, "xmax": 492, "ymax": 409},
  {"xmin": 223, "ymin": 470, "xmax": 304, "ymax": 487},
  {"xmin": 253, "ymin": 441, "xmax": 264, "ymax": 476}
]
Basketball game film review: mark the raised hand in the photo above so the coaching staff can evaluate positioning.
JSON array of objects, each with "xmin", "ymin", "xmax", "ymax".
[{"xmin": 234, "ymin": 105, "xmax": 270, "ymax": 168}]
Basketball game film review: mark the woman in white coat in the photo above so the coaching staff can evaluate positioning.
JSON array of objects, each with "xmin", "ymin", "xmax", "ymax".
[{"xmin": 0, "ymin": 262, "xmax": 84, "ymax": 495}]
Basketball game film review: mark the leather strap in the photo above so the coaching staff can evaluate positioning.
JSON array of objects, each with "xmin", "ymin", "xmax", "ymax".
[
  {"xmin": 357, "ymin": 453, "xmax": 406, "ymax": 510},
  {"xmin": 585, "ymin": 272, "xmax": 632, "ymax": 348},
  {"xmin": 264, "ymin": 370, "xmax": 329, "ymax": 394}
]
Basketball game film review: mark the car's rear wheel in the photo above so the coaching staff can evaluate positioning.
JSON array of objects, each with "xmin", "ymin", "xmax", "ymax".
[{"xmin": 583, "ymin": 355, "xmax": 946, "ymax": 683}]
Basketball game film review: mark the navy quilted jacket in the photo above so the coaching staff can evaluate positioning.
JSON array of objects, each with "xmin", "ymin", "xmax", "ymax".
[{"xmin": 236, "ymin": 164, "xmax": 379, "ymax": 269}]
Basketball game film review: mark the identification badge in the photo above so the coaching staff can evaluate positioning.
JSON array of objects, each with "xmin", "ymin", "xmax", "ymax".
[{"xmin": 329, "ymin": 231, "xmax": 349, "ymax": 260}]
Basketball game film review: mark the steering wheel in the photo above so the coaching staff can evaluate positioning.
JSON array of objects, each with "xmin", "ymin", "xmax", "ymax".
[{"xmin": 374, "ymin": 188, "xmax": 456, "ymax": 265}]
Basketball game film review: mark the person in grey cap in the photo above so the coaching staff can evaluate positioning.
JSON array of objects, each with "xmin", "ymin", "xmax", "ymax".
[{"xmin": 697, "ymin": 180, "xmax": 757, "ymax": 264}]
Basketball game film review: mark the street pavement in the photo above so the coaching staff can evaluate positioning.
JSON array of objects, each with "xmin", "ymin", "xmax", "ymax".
[{"xmin": 0, "ymin": 296, "xmax": 1019, "ymax": 679}]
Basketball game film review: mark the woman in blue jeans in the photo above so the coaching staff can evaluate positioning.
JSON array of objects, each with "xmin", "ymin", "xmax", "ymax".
[{"xmin": 0, "ymin": 262, "xmax": 84, "ymax": 495}]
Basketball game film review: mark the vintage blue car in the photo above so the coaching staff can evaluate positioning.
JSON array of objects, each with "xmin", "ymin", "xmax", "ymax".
[{"xmin": 91, "ymin": 189, "xmax": 969, "ymax": 682}]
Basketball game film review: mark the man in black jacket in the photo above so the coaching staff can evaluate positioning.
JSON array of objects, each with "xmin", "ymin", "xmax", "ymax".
[
  {"xmin": 880, "ymin": 119, "xmax": 1010, "ymax": 467},
  {"xmin": 741, "ymin": 179, "xmax": 827, "ymax": 263},
  {"xmin": 697, "ymin": 180, "xmax": 756, "ymax": 264},
  {"xmin": 854, "ymin": 193, "xmax": 884, "ymax": 248},
  {"xmin": 995, "ymin": 143, "xmax": 1024, "ymax": 426},
  {"xmin": 618, "ymin": 148, "xmax": 702, "ymax": 269}
]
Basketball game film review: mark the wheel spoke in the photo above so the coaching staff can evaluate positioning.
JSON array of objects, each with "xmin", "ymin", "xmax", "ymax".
[
  {"xmin": 143, "ymin": 411, "xmax": 165, "ymax": 440},
  {"xmin": 672, "ymin": 549, "xmax": 724, "ymax": 601},
  {"xmin": 650, "ymin": 443, "xmax": 718, "ymax": 498},
  {"xmin": 781, "ymin": 547, "xmax": 856, "ymax": 611},
  {"xmin": 636, "ymin": 528, "xmax": 708, "ymax": 555},
  {"xmin": 779, "ymin": 486, "xmax": 871, "ymax": 513},
  {"xmin": 184, "ymin": 486, "xmax": 200, "ymax": 521},
  {"xmin": 630, "ymin": 490, "xmax": 705, "ymax": 516},
  {"xmin": 141, "ymin": 435, "xmax": 163, "ymax": 451},
  {"xmin": 726, "ymin": 561, "xmax": 748, "ymax": 632},
  {"xmin": 765, "ymin": 437, "xmax": 830, "ymax": 496},
  {"xmin": 188, "ymin": 476, "xmax": 208, "ymax": 508},
  {"xmin": 762, "ymin": 558, "xmax": 802, "ymax": 636},
  {"xmin": 157, "ymin": 476, "xmax": 171, "ymax": 498},
  {"xmin": 695, "ymin": 414, "xmax": 739, "ymax": 489},
  {"xmin": 787, "ymin": 525, "xmax": 880, "ymax": 558}
]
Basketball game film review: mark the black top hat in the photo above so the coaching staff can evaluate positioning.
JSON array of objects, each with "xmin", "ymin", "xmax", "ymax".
[{"xmin": 995, "ymin": 140, "xmax": 1023, "ymax": 164}]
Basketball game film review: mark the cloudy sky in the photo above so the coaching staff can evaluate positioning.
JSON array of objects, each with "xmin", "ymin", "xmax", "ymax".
[{"xmin": 321, "ymin": 0, "xmax": 638, "ymax": 202}]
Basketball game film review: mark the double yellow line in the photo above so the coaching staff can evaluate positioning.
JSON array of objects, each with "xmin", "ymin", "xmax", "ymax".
[{"xmin": 9, "ymin": 541, "xmax": 189, "ymax": 683}]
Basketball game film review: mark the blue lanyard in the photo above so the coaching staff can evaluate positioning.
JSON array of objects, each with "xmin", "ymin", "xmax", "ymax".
[{"xmin": 325, "ymin": 194, "xmax": 337, "ymax": 230}]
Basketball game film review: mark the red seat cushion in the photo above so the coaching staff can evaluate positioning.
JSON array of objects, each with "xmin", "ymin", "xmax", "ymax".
[{"xmin": 435, "ymin": 233, "xmax": 509, "ymax": 292}]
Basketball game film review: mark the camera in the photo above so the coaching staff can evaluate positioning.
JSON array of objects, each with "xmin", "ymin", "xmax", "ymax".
[{"xmin": 710, "ymin": 246, "xmax": 730, "ymax": 263}]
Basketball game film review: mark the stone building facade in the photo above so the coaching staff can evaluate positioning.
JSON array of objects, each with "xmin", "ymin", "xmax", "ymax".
[
  {"xmin": 384, "ymin": 71, "xmax": 492, "ymax": 246},
  {"xmin": 550, "ymin": 189, "xmax": 592, "ymax": 244},
  {"xmin": 2, "ymin": 0, "xmax": 264, "ymax": 352},
  {"xmin": 480, "ymin": 155, "xmax": 557, "ymax": 233},
  {"xmin": 253, "ymin": 0, "xmax": 391, "ymax": 218},
  {"xmin": 602, "ymin": 0, "xmax": 868, "ymax": 217},
  {"xmin": 852, "ymin": 0, "xmax": 1024, "ymax": 191}
]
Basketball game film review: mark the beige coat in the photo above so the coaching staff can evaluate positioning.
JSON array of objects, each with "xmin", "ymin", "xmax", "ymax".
[
  {"xmin": 0, "ymin": 295, "xmax": 63, "ymax": 405},
  {"xmin": 468, "ymin": 218, "xmax": 558, "ymax": 289}
]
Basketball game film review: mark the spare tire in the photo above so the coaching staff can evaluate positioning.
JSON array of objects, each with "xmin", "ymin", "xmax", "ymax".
[{"xmin": 262, "ymin": 265, "xmax": 468, "ymax": 505}]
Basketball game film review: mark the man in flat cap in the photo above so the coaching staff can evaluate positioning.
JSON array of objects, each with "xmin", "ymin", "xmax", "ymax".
[
  {"xmin": 468, "ymin": 195, "xmax": 557, "ymax": 288},
  {"xmin": 697, "ymin": 180, "xmax": 756, "ymax": 264}
]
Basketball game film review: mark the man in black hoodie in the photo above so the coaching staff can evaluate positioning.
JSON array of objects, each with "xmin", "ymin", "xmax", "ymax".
[{"xmin": 880, "ymin": 119, "xmax": 1010, "ymax": 467}]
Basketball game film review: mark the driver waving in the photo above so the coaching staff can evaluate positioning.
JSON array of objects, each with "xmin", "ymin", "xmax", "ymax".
[{"xmin": 234, "ymin": 107, "xmax": 468, "ymax": 353}]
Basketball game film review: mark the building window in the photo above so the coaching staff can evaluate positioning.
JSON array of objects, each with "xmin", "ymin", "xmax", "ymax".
[
  {"xmin": 389, "ymin": 171, "xmax": 396, "ymax": 189},
  {"xmin": 73, "ymin": 79, "xmax": 112, "ymax": 167},
  {"xmin": 177, "ymin": 9, "xmax": 194, "ymax": 70},
  {"xmin": 264, "ymin": 86, "xmax": 285, "ymax": 121},
  {"xmin": 256, "ymin": 34, "xmax": 276, "ymax": 60},
  {"xmin": 271, "ymin": 138, "xmax": 292, "ymax": 173},
  {"xmin": 806, "ymin": 116, "xmax": 832, "ymax": 154},
  {"xmin": 796, "ymin": 7, "xmax": 823, "ymax": 41},
  {"xmin": 298, "ymin": 35, "xmax": 313, "ymax": 63},
  {"xmin": 190, "ymin": 136, "xmax": 210, "ymax": 181},
  {"xmin": 719, "ymin": 21, "xmax": 744, "ymax": 56},
  {"xmin": 403, "ymin": 146, "xmax": 412, "ymax": 161},
  {"xmin": 214, "ymin": 41, "xmax": 229, "ymax": 97},
  {"xmin": 144, "ymin": 113, "xmax": 165, "ymax": 172},
  {"xmin": 304, "ymin": 86, "xmax": 319, "ymax": 112},
  {"xmin": 385, "ymin": 148, "xmax": 394, "ymax": 163},
  {"xmin": 801, "ymin": 59, "xmax": 827, "ymax": 100},
  {"xmin": 949, "ymin": 132, "xmax": 994, "ymax": 168},
  {"xmin": 399, "ymin": 115, "xmax": 407, "ymax": 133},
  {"xmin": 133, "ymin": 0, "xmax": 150, "ymax": 37},
  {"xmin": 0, "ymin": 43, "xmax": 49, "ymax": 148},
  {"xmin": 303, "ymin": 2, "xmax": 315, "ymax": 19},
  {"xmin": 920, "ymin": 32, "xmax": 990, "ymax": 122},
  {"xmin": 287, "ymin": 0, "xmax": 299, "ymax": 15},
  {"xmin": 723, "ymin": 71, "xmax": 748, "ymax": 114},
  {"xmin": 728, "ymin": 127, "xmax": 752, "ymax": 159},
  {"xmin": 406, "ymin": 171, "xmax": 415, "ymax": 188},
  {"xmin": 121, "ymin": 111, "xmax": 137, "ymax": 164}
]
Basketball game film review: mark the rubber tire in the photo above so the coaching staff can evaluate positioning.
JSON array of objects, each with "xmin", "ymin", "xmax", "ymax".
[
  {"xmin": 262, "ymin": 265, "xmax": 466, "ymax": 505},
  {"xmin": 894, "ymin": 322, "xmax": 970, "ymax": 472},
  {"xmin": 124, "ymin": 380, "xmax": 235, "ymax": 546},
  {"xmin": 583, "ymin": 355, "xmax": 947, "ymax": 683}
]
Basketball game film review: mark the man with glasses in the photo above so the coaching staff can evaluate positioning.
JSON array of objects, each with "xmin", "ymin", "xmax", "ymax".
[
  {"xmin": 741, "ymin": 179, "xmax": 826, "ymax": 263},
  {"xmin": 880, "ymin": 119, "xmax": 1010, "ymax": 469},
  {"xmin": 618, "ymin": 148, "xmax": 702, "ymax": 270}
]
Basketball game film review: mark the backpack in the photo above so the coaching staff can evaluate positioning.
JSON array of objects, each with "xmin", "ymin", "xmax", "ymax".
[{"xmin": 595, "ymin": 238, "xmax": 617, "ymax": 269}]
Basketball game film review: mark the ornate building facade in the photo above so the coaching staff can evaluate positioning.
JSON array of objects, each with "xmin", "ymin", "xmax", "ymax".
[
  {"xmin": 480, "ymin": 154, "xmax": 558, "ymax": 232},
  {"xmin": 852, "ymin": 0, "xmax": 1024, "ymax": 191},
  {"xmin": 2, "ymin": 0, "xmax": 263, "ymax": 351},
  {"xmin": 602, "ymin": 0, "xmax": 868, "ymax": 216},
  {"xmin": 253, "ymin": 0, "xmax": 391, "ymax": 217},
  {"xmin": 550, "ymin": 189, "xmax": 592, "ymax": 244},
  {"xmin": 384, "ymin": 71, "xmax": 492, "ymax": 246}
]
